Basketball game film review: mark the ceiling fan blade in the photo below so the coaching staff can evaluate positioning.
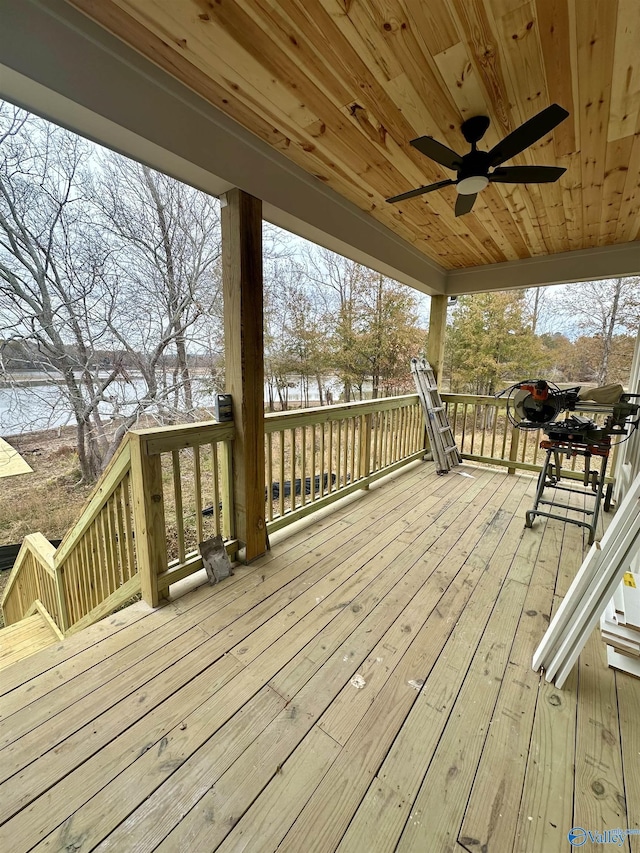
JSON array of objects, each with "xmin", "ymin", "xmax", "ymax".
[
  {"xmin": 386, "ymin": 179, "xmax": 455, "ymax": 204},
  {"xmin": 490, "ymin": 165, "xmax": 566, "ymax": 183},
  {"xmin": 410, "ymin": 136, "xmax": 464, "ymax": 171},
  {"xmin": 487, "ymin": 104, "xmax": 569, "ymax": 167},
  {"xmin": 455, "ymin": 193, "xmax": 477, "ymax": 217}
]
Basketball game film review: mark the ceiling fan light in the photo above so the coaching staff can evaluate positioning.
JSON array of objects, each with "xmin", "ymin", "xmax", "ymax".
[{"xmin": 457, "ymin": 175, "xmax": 489, "ymax": 195}]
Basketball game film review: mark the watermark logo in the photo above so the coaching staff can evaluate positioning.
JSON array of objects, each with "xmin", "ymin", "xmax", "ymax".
[
  {"xmin": 568, "ymin": 828, "xmax": 588, "ymax": 847},
  {"xmin": 568, "ymin": 827, "xmax": 640, "ymax": 847}
]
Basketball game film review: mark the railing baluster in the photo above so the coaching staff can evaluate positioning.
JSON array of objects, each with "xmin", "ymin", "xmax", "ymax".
[
  {"xmin": 279, "ymin": 430, "xmax": 286, "ymax": 517},
  {"xmin": 121, "ymin": 474, "xmax": 135, "ymax": 581},
  {"xmin": 105, "ymin": 503, "xmax": 118, "ymax": 595},
  {"xmin": 327, "ymin": 421, "xmax": 337, "ymax": 492},
  {"xmin": 343, "ymin": 418, "xmax": 349, "ymax": 486},
  {"xmin": 266, "ymin": 433, "xmax": 273, "ymax": 522},
  {"xmin": 320, "ymin": 422, "xmax": 326, "ymax": 497},
  {"xmin": 490, "ymin": 406, "xmax": 498, "ymax": 457},
  {"xmin": 114, "ymin": 484, "xmax": 126, "ymax": 587},
  {"xmin": 533, "ymin": 430, "xmax": 541, "ymax": 465},
  {"xmin": 221, "ymin": 439, "xmax": 235, "ymax": 541},
  {"xmin": 211, "ymin": 442, "xmax": 221, "ymax": 535},
  {"xmin": 461, "ymin": 404, "xmax": 468, "ymax": 452},
  {"xmin": 384, "ymin": 409, "xmax": 390, "ymax": 466},
  {"xmin": 350, "ymin": 417, "xmax": 356, "ymax": 483},
  {"xmin": 470, "ymin": 404, "xmax": 477, "ymax": 454},
  {"xmin": 108, "ymin": 495, "xmax": 122, "ymax": 588},
  {"xmin": 480, "ymin": 405, "xmax": 487, "ymax": 457},
  {"xmin": 193, "ymin": 445, "xmax": 203, "ymax": 544},
  {"xmin": 501, "ymin": 409, "xmax": 509, "ymax": 459},
  {"xmin": 310, "ymin": 425, "xmax": 316, "ymax": 502},
  {"xmin": 301, "ymin": 425, "xmax": 307, "ymax": 507},
  {"xmin": 172, "ymin": 450, "xmax": 185, "ymax": 564},
  {"xmin": 508, "ymin": 426, "xmax": 520, "ymax": 476},
  {"xmin": 290, "ymin": 427, "xmax": 296, "ymax": 511},
  {"xmin": 79, "ymin": 538, "xmax": 91, "ymax": 613}
]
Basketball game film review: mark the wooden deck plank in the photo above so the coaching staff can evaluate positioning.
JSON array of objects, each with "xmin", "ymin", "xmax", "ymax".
[
  {"xmin": 456, "ymin": 520, "xmax": 560, "ymax": 852},
  {"xmin": 392, "ymin": 577, "xmax": 529, "ymax": 853},
  {"xmin": 318, "ymin": 479, "xmax": 527, "ymax": 746},
  {"xmin": 514, "ymin": 595, "xmax": 579, "ymax": 853},
  {"xmin": 0, "ymin": 464, "xmax": 636, "ymax": 853},
  {"xmin": 95, "ymin": 478, "xmax": 494, "ymax": 852},
  {"xmin": 0, "ymin": 472, "xmax": 451, "ymax": 736},
  {"xmin": 96, "ymin": 476, "xmax": 522, "ymax": 853},
  {"xmin": 0, "ymin": 509, "xmax": 422, "ymax": 828},
  {"xmin": 34, "ymin": 508, "xmax": 445, "ymax": 850},
  {"xmin": 0, "ymin": 615, "xmax": 59, "ymax": 671},
  {"xmin": 12, "ymin": 474, "xmax": 459, "ymax": 849},
  {"xmin": 335, "ymin": 489, "xmax": 541, "ymax": 852},
  {"xmin": 0, "ymin": 600, "xmax": 154, "ymax": 697},
  {"xmin": 573, "ymin": 631, "xmax": 629, "ymax": 844},
  {"xmin": 95, "ymin": 545, "xmax": 431, "ymax": 851},
  {"xmin": 616, "ymin": 670, "xmax": 640, "ymax": 842},
  {"xmin": 214, "ymin": 725, "xmax": 341, "ymax": 853},
  {"xmin": 277, "ymin": 497, "xmax": 530, "ymax": 851}
]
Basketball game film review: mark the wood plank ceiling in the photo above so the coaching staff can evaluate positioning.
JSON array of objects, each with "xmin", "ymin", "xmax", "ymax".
[{"xmin": 68, "ymin": 0, "xmax": 640, "ymax": 270}]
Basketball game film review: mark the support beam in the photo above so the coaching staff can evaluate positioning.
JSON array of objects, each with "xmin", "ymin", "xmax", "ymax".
[
  {"xmin": 222, "ymin": 189, "xmax": 267, "ymax": 562},
  {"xmin": 427, "ymin": 295, "xmax": 448, "ymax": 383},
  {"xmin": 446, "ymin": 241, "xmax": 640, "ymax": 294}
]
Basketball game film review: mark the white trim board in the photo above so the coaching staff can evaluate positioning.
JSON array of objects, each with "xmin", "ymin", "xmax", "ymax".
[
  {"xmin": 607, "ymin": 645, "xmax": 640, "ymax": 679},
  {"xmin": 532, "ymin": 473, "xmax": 640, "ymax": 688}
]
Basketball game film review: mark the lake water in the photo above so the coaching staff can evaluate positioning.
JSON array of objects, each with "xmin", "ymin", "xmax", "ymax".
[{"xmin": 0, "ymin": 375, "xmax": 335, "ymax": 435}]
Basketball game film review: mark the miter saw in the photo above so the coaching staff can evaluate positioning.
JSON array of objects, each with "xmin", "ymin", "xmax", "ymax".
[{"xmin": 497, "ymin": 380, "xmax": 640, "ymax": 543}]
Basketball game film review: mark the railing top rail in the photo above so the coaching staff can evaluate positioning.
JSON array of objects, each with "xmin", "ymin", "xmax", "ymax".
[
  {"xmin": 441, "ymin": 393, "xmax": 508, "ymax": 407},
  {"xmin": 264, "ymin": 394, "xmax": 420, "ymax": 432},
  {"xmin": 132, "ymin": 420, "xmax": 235, "ymax": 455}
]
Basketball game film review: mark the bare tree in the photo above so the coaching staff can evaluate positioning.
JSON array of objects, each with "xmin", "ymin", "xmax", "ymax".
[
  {"xmin": 0, "ymin": 105, "xmax": 123, "ymax": 479},
  {"xmin": 560, "ymin": 278, "xmax": 640, "ymax": 384},
  {"xmin": 98, "ymin": 155, "xmax": 223, "ymax": 416},
  {"xmin": 0, "ymin": 104, "xmax": 224, "ymax": 480},
  {"xmin": 305, "ymin": 247, "xmax": 369, "ymax": 401}
]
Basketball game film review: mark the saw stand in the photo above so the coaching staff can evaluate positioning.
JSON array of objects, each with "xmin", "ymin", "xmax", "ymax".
[{"xmin": 525, "ymin": 437, "xmax": 613, "ymax": 545}]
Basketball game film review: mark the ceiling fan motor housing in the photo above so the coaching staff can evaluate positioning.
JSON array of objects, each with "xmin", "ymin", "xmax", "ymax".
[
  {"xmin": 460, "ymin": 115, "xmax": 491, "ymax": 145},
  {"xmin": 456, "ymin": 149, "xmax": 492, "ymax": 194}
]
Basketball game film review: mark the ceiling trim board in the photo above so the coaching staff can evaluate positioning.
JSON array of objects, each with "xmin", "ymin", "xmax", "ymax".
[{"xmin": 446, "ymin": 241, "xmax": 640, "ymax": 295}]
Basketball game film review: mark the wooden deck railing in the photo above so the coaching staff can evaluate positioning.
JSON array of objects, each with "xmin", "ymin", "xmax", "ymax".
[
  {"xmin": 1, "ymin": 420, "xmax": 237, "ymax": 632},
  {"xmin": 1, "ymin": 534, "xmax": 63, "ymax": 629},
  {"xmin": 131, "ymin": 421, "xmax": 236, "ymax": 606},
  {"xmin": 264, "ymin": 394, "xmax": 426, "ymax": 533},
  {"xmin": 5, "ymin": 391, "xmax": 616, "ymax": 637},
  {"xmin": 441, "ymin": 393, "xmax": 615, "ymax": 483},
  {"xmin": 54, "ymin": 435, "xmax": 136, "ymax": 633}
]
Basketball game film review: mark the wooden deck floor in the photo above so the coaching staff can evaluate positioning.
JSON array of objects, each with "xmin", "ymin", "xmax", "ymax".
[{"xmin": 0, "ymin": 461, "xmax": 638, "ymax": 853}]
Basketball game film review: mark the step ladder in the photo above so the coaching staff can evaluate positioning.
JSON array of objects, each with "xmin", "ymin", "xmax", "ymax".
[{"xmin": 411, "ymin": 357, "xmax": 460, "ymax": 474}]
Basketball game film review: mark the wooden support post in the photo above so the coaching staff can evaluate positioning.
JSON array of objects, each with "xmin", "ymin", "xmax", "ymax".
[
  {"xmin": 130, "ymin": 433, "xmax": 168, "ymax": 607},
  {"xmin": 222, "ymin": 188, "xmax": 267, "ymax": 562},
  {"xmin": 427, "ymin": 294, "xmax": 448, "ymax": 383}
]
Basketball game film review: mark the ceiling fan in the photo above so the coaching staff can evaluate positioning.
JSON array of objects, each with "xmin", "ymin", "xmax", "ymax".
[{"xmin": 386, "ymin": 103, "xmax": 569, "ymax": 216}]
